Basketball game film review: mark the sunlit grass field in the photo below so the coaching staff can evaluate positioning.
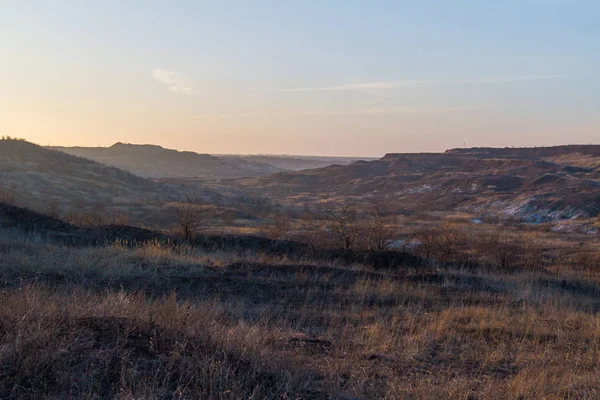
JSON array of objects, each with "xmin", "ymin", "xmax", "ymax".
[{"xmin": 2, "ymin": 231, "xmax": 600, "ymax": 399}]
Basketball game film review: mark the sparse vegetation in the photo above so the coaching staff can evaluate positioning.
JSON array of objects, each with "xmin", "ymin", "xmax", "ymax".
[
  {"xmin": 2, "ymin": 230, "xmax": 600, "ymax": 399},
  {"xmin": 3, "ymin": 0, "xmax": 599, "ymax": 392},
  {"xmin": 2, "ymin": 139, "xmax": 600, "ymax": 398}
]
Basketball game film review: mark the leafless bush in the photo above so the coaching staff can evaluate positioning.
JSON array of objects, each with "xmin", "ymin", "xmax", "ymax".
[
  {"xmin": 479, "ymin": 232, "xmax": 522, "ymax": 269},
  {"xmin": 89, "ymin": 202, "xmax": 107, "ymax": 226},
  {"xmin": 263, "ymin": 213, "xmax": 291, "ymax": 240},
  {"xmin": 107, "ymin": 208, "xmax": 130, "ymax": 225},
  {"xmin": 173, "ymin": 201, "xmax": 201, "ymax": 241},
  {"xmin": 293, "ymin": 215, "xmax": 330, "ymax": 256},
  {"xmin": 327, "ymin": 206, "xmax": 358, "ymax": 251},
  {"xmin": 65, "ymin": 211, "xmax": 85, "ymax": 227},
  {"xmin": 65, "ymin": 201, "xmax": 123, "ymax": 227},
  {"xmin": 359, "ymin": 203, "xmax": 396, "ymax": 251},
  {"xmin": 415, "ymin": 224, "xmax": 467, "ymax": 263},
  {"xmin": 474, "ymin": 230, "xmax": 545, "ymax": 270}
]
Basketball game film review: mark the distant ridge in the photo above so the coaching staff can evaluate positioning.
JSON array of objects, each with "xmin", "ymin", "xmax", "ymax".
[
  {"xmin": 238, "ymin": 144, "xmax": 600, "ymax": 221},
  {"xmin": 220, "ymin": 154, "xmax": 378, "ymax": 171},
  {"xmin": 52, "ymin": 143, "xmax": 286, "ymax": 179},
  {"xmin": 445, "ymin": 145, "xmax": 600, "ymax": 158}
]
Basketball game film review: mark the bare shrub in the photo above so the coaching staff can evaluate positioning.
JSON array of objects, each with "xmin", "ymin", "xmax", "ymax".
[
  {"xmin": 478, "ymin": 231, "xmax": 523, "ymax": 269},
  {"xmin": 65, "ymin": 211, "xmax": 85, "ymax": 227},
  {"xmin": 65, "ymin": 201, "xmax": 120, "ymax": 227},
  {"xmin": 89, "ymin": 202, "xmax": 108, "ymax": 226},
  {"xmin": 294, "ymin": 216, "xmax": 330, "ymax": 256},
  {"xmin": 327, "ymin": 206, "xmax": 358, "ymax": 251},
  {"xmin": 415, "ymin": 224, "xmax": 467, "ymax": 263},
  {"xmin": 360, "ymin": 203, "xmax": 396, "ymax": 251},
  {"xmin": 263, "ymin": 213, "xmax": 291, "ymax": 240},
  {"xmin": 107, "ymin": 208, "xmax": 130, "ymax": 225},
  {"xmin": 173, "ymin": 201, "xmax": 201, "ymax": 241}
]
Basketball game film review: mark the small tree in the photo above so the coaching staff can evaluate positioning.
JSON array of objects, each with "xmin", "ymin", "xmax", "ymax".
[
  {"xmin": 327, "ymin": 206, "xmax": 358, "ymax": 251},
  {"xmin": 174, "ymin": 201, "xmax": 200, "ymax": 241},
  {"xmin": 47, "ymin": 198, "xmax": 61, "ymax": 219},
  {"xmin": 361, "ymin": 202, "xmax": 396, "ymax": 251},
  {"xmin": 294, "ymin": 213, "xmax": 329, "ymax": 256}
]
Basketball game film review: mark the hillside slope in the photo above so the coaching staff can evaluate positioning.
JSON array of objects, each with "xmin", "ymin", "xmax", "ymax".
[
  {"xmin": 0, "ymin": 139, "xmax": 179, "ymax": 223},
  {"xmin": 233, "ymin": 147, "xmax": 600, "ymax": 221}
]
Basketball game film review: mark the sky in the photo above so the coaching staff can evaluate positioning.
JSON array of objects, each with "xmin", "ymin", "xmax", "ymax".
[{"xmin": 0, "ymin": 1, "xmax": 598, "ymax": 156}]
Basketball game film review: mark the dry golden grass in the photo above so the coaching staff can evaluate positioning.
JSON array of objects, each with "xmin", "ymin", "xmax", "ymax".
[{"xmin": 2, "ymin": 232, "xmax": 600, "ymax": 399}]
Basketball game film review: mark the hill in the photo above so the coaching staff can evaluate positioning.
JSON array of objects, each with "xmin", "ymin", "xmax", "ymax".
[
  {"xmin": 52, "ymin": 143, "xmax": 286, "ymax": 179},
  {"xmin": 231, "ymin": 146, "xmax": 600, "ymax": 222},
  {"xmin": 0, "ymin": 139, "xmax": 288, "ymax": 229},
  {"xmin": 0, "ymin": 139, "xmax": 182, "ymax": 224},
  {"xmin": 3, "ymin": 142, "xmax": 600, "ymax": 399}
]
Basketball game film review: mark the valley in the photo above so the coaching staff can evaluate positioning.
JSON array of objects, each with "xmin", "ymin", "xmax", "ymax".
[{"xmin": 2, "ymin": 138, "xmax": 600, "ymax": 399}]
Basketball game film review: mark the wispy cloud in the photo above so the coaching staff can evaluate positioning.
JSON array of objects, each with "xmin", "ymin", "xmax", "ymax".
[
  {"xmin": 357, "ymin": 105, "xmax": 479, "ymax": 114},
  {"xmin": 188, "ymin": 105, "xmax": 476, "ymax": 119},
  {"xmin": 280, "ymin": 75, "xmax": 568, "ymax": 92},
  {"xmin": 152, "ymin": 68, "xmax": 193, "ymax": 95}
]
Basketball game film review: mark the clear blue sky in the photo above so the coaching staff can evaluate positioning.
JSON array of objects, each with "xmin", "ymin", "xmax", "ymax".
[{"xmin": 1, "ymin": 1, "xmax": 598, "ymax": 156}]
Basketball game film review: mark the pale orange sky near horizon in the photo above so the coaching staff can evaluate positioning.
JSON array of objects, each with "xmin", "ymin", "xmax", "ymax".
[
  {"xmin": 6, "ymin": 116, "xmax": 600, "ymax": 158},
  {"xmin": 1, "ymin": 2, "xmax": 598, "ymax": 157}
]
